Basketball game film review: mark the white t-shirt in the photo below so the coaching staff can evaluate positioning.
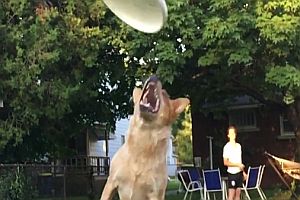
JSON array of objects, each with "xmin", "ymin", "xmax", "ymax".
[{"xmin": 223, "ymin": 142, "xmax": 242, "ymax": 174}]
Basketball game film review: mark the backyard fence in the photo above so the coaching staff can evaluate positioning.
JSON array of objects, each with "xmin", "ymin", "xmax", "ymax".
[{"xmin": 0, "ymin": 156, "xmax": 110, "ymax": 200}]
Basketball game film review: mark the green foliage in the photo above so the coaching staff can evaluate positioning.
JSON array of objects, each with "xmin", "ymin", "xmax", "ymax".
[
  {"xmin": 113, "ymin": 0, "xmax": 300, "ymax": 191},
  {"xmin": 117, "ymin": 0, "xmax": 300, "ymax": 115},
  {"xmin": 0, "ymin": 166, "xmax": 37, "ymax": 200},
  {"xmin": 256, "ymin": 0, "xmax": 300, "ymax": 45},
  {"xmin": 0, "ymin": 0, "xmax": 135, "ymax": 160},
  {"xmin": 1, "ymin": 0, "xmax": 300, "ymax": 165},
  {"xmin": 256, "ymin": 0, "xmax": 300, "ymax": 106},
  {"xmin": 266, "ymin": 64, "xmax": 300, "ymax": 104},
  {"xmin": 174, "ymin": 106, "xmax": 193, "ymax": 164}
]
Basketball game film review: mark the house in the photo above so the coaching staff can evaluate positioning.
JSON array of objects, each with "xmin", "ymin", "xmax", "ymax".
[
  {"xmin": 191, "ymin": 95, "xmax": 296, "ymax": 187},
  {"xmin": 59, "ymin": 117, "xmax": 178, "ymax": 196},
  {"xmin": 88, "ymin": 117, "xmax": 178, "ymax": 177}
]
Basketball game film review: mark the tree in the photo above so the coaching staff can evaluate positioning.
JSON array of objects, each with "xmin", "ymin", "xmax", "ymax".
[
  {"xmin": 0, "ymin": 0, "xmax": 136, "ymax": 161},
  {"xmin": 116, "ymin": 0, "xmax": 300, "ymax": 194},
  {"xmin": 173, "ymin": 106, "xmax": 193, "ymax": 164},
  {"xmin": 118, "ymin": 0, "xmax": 300, "ymax": 136},
  {"xmin": 0, "ymin": 1, "xmax": 299, "ymax": 190}
]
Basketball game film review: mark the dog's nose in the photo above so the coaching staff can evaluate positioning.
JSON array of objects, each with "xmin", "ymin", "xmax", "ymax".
[{"xmin": 148, "ymin": 75, "xmax": 159, "ymax": 82}]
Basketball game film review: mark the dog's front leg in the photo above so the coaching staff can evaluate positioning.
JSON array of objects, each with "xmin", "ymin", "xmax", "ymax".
[
  {"xmin": 100, "ymin": 177, "xmax": 117, "ymax": 200},
  {"xmin": 147, "ymin": 195, "xmax": 165, "ymax": 200},
  {"xmin": 157, "ymin": 190, "xmax": 166, "ymax": 200},
  {"xmin": 147, "ymin": 190, "xmax": 166, "ymax": 200}
]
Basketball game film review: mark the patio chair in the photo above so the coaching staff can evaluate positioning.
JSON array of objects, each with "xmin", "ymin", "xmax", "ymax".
[
  {"xmin": 177, "ymin": 169, "xmax": 204, "ymax": 200},
  {"xmin": 202, "ymin": 168, "xmax": 226, "ymax": 200},
  {"xmin": 188, "ymin": 167, "xmax": 202, "ymax": 182},
  {"xmin": 177, "ymin": 167, "xmax": 202, "ymax": 193},
  {"xmin": 241, "ymin": 166, "xmax": 266, "ymax": 200},
  {"xmin": 258, "ymin": 165, "xmax": 267, "ymax": 199}
]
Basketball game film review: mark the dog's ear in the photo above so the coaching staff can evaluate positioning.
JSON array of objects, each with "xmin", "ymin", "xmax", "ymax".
[
  {"xmin": 133, "ymin": 87, "xmax": 142, "ymax": 104},
  {"xmin": 172, "ymin": 98, "xmax": 190, "ymax": 115}
]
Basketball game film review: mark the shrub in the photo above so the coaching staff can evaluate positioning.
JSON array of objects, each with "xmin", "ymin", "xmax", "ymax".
[{"xmin": 0, "ymin": 166, "xmax": 37, "ymax": 200}]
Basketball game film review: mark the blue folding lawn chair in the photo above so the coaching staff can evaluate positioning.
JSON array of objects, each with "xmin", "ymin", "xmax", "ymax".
[
  {"xmin": 202, "ymin": 168, "xmax": 226, "ymax": 200},
  {"xmin": 241, "ymin": 166, "xmax": 266, "ymax": 200},
  {"xmin": 178, "ymin": 170, "xmax": 204, "ymax": 200},
  {"xmin": 188, "ymin": 167, "xmax": 202, "ymax": 182}
]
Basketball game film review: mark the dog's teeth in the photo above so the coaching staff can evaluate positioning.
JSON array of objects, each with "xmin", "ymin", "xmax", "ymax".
[
  {"xmin": 143, "ymin": 97, "xmax": 148, "ymax": 104},
  {"xmin": 141, "ymin": 102, "xmax": 151, "ymax": 107},
  {"xmin": 140, "ymin": 81, "xmax": 161, "ymax": 113},
  {"xmin": 144, "ymin": 90, "xmax": 149, "ymax": 97},
  {"xmin": 155, "ymin": 99, "xmax": 160, "ymax": 111}
]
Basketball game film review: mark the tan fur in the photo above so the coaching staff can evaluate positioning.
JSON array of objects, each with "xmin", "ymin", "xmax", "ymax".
[{"xmin": 100, "ymin": 77, "xmax": 189, "ymax": 200}]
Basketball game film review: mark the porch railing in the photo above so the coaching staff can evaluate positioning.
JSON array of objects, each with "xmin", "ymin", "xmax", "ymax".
[
  {"xmin": 0, "ymin": 161, "xmax": 110, "ymax": 199},
  {"xmin": 61, "ymin": 156, "xmax": 110, "ymax": 175}
]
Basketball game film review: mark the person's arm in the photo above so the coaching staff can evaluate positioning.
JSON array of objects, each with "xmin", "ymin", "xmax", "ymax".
[
  {"xmin": 243, "ymin": 170, "xmax": 248, "ymax": 180},
  {"xmin": 223, "ymin": 157, "xmax": 245, "ymax": 170}
]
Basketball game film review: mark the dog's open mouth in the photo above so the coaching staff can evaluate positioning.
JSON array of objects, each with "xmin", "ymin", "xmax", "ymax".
[{"xmin": 139, "ymin": 78, "xmax": 160, "ymax": 113}]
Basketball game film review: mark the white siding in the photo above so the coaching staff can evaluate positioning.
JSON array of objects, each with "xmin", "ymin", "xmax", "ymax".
[
  {"xmin": 88, "ymin": 117, "xmax": 177, "ymax": 176},
  {"xmin": 108, "ymin": 118, "xmax": 130, "ymax": 158}
]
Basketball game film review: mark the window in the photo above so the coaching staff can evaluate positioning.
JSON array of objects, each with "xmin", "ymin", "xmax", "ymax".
[
  {"xmin": 279, "ymin": 114, "xmax": 294, "ymax": 137},
  {"xmin": 228, "ymin": 108, "xmax": 259, "ymax": 132}
]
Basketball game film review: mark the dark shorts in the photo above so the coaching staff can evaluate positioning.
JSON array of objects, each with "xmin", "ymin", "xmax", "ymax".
[{"xmin": 228, "ymin": 171, "xmax": 243, "ymax": 188}]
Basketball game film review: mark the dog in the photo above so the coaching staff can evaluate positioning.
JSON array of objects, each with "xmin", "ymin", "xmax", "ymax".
[{"xmin": 100, "ymin": 75, "xmax": 190, "ymax": 200}]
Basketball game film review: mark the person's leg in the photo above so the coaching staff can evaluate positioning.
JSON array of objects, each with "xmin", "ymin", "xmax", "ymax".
[
  {"xmin": 228, "ymin": 171, "xmax": 243, "ymax": 200},
  {"xmin": 234, "ymin": 172, "xmax": 244, "ymax": 200},
  {"xmin": 234, "ymin": 188, "xmax": 241, "ymax": 200},
  {"xmin": 227, "ymin": 188, "xmax": 236, "ymax": 200},
  {"xmin": 228, "ymin": 173, "xmax": 237, "ymax": 200}
]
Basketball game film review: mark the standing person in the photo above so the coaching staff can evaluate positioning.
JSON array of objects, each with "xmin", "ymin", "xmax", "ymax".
[{"xmin": 223, "ymin": 125, "xmax": 247, "ymax": 200}]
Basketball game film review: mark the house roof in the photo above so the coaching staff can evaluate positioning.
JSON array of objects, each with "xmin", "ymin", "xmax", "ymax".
[
  {"xmin": 227, "ymin": 95, "xmax": 262, "ymax": 110},
  {"xmin": 202, "ymin": 95, "xmax": 261, "ymax": 110}
]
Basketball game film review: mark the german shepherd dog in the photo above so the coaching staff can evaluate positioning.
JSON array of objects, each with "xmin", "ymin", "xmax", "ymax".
[{"xmin": 100, "ymin": 75, "xmax": 190, "ymax": 200}]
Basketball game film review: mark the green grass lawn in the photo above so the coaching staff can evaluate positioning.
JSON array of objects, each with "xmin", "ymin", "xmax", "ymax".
[
  {"xmin": 166, "ymin": 179, "xmax": 181, "ymax": 190},
  {"xmin": 36, "ymin": 180, "xmax": 293, "ymax": 200},
  {"xmin": 166, "ymin": 179, "xmax": 291, "ymax": 200}
]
